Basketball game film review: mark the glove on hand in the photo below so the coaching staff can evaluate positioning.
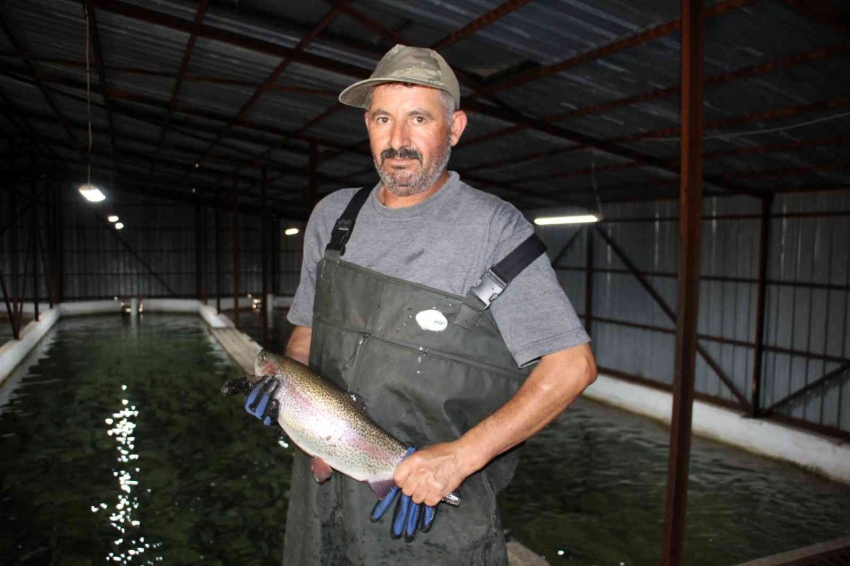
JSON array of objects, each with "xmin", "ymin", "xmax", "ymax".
[
  {"xmin": 370, "ymin": 447, "xmax": 438, "ymax": 542},
  {"xmin": 244, "ymin": 376, "xmax": 282, "ymax": 426}
]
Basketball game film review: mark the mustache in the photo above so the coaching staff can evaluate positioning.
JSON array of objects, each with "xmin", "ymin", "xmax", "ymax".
[{"xmin": 380, "ymin": 147, "xmax": 422, "ymax": 163}]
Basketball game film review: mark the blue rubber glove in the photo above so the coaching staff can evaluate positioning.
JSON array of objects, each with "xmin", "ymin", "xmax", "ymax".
[
  {"xmin": 370, "ymin": 447, "xmax": 438, "ymax": 542},
  {"xmin": 244, "ymin": 376, "xmax": 281, "ymax": 427}
]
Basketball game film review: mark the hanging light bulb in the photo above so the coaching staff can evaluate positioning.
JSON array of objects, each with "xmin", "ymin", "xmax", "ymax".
[
  {"xmin": 79, "ymin": 183, "xmax": 106, "ymax": 202},
  {"xmin": 115, "ymin": 222, "xmax": 125, "ymax": 230},
  {"xmin": 284, "ymin": 228, "xmax": 300, "ymax": 236},
  {"xmin": 108, "ymin": 215, "xmax": 119, "ymax": 223}
]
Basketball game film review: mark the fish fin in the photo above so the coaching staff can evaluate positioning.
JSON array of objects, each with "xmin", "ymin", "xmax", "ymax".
[
  {"xmin": 349, "ymin": 393, "xmax": 368, "ymax": 413},
  {"xmin": 311, "ymin": 457, "xmax": 333, "ymax": 484},
  {"xmin": 367, "ymin": 478, "xmax": 397, "ymax": 500},
  {"xmin": 220, "ymin": 376, "xmax": 259, "ymax": 396}
]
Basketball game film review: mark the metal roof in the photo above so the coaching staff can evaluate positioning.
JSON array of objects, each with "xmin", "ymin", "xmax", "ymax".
[{"xmin": 1, "ymin": 0, "xmax": 849, "ymax": 219}]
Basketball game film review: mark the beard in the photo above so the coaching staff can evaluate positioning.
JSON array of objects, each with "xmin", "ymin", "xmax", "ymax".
[{"xmin": 374, "ymin": 135, "xmax": 452, "ymax": 198}]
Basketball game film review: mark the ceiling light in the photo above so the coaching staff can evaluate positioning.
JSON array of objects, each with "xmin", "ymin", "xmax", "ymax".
[
  {"xmin": 108, "ymin": 215, "xmax": 119, "ymax": 223},
  {"xmin": 534, "ymin": 215, "xmax": 600, "ymax": 226},
  {"xmin": 79, "ymin": 184, "xmax": 106, "ymax": 202},
  {"xmin": 284, "ymin": 228, "xmax": 300, "ymax": 236},
  {"xmin": 115, "ymin": 222, "xmax": 124, "ymax": 230}
]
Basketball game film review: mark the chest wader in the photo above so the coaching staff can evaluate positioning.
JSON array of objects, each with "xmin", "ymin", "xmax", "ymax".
[{"xmin": 283, "ymin": 187, "xmax": 546, "ymax": 566}]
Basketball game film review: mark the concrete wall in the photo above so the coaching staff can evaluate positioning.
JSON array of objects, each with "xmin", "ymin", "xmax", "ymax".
[{"xmin": 586, "ymin": 373, "xmax": 850, "ymax": 484}]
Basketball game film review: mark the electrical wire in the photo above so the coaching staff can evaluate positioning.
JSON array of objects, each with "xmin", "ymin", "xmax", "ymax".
[
  {"xmin": 643, "ymin": 110, "xmax": 850, "ymax": 143},
  {"xmin": 84, "ymin": 4, "xmax": 93, "ymax": 186}
]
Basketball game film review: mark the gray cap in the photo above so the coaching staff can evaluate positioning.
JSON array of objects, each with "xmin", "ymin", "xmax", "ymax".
[{"xmin": 339, "ymin": 44, "xmax": 460, "ymax": 110}]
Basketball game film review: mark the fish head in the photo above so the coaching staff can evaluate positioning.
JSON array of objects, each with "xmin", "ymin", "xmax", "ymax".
[{"xmin": 255, "ymin": 349, "xmax": 288, "ymax": 377}]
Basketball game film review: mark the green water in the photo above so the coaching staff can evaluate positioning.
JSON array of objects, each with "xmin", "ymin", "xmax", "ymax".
[
  {"xmin": 500, "ymin": 401, "xmax": 850, "ymax": 565},
  {"xmin": 0, "ymin": 315, "xmax": 291, "ymax": 566},
  {"xmin": 1, "ymin": 314, "xmax": 849, "ymax": 566}
]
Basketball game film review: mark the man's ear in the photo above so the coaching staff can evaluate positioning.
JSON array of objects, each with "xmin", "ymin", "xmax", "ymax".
[
  {"xmin": 364, "ymin": 111, "xmax": 371, "ymax": 130},
  {"xmin": 449, "ymin": 110, "xmax": 468, "ymax": 147}
]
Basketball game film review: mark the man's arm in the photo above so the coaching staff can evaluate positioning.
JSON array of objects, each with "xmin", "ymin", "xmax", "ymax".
[
  {"xmin": 285, "ymin": 325, "xmax": 312, "ymax": 366},
  {"xmin": 394, "ymin": 342, "xmax": 597, "ymax": 506}
]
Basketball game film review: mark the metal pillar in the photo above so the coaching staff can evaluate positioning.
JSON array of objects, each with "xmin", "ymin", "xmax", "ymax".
[
  {"xmin": 56, "ymin": 178, "xmax": 64, "ymax": 304},
  {"xmin": 31, "ymin": 178, "xmax": 39, "ymax": 321},
  {"xmin": 195, "ymin": 201, "xmax": 203, "ymax": 300},
  {"xmin": 231, "ymin": 180, "xmax": 239, "ymax": 329},
  {"xmin": 10, "ymin": 182, "xmax": 20, "ymax": 339},
  {"xmin": 584, "ymin": 226, "xmax": 594, "ymax": 336},
  {"xmin": 215, "ymin": 188, "xmax": 221, "ymax": 314},
  {"xmin": 661, "ymin": 1, "xmax": 704, "ymax": 565},
  {"xmin": 751, "ymin": 196, "xmax": 772, "ymax": 416},
  {"xmin": 261, "ymin": 168, "xmax": 269, "ymax": 348},
  {"xmin": 271, "ymin": 215, "xmax": 279, "ymax": 296}
]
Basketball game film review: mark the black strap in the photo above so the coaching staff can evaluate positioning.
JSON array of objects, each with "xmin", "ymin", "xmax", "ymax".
[
  {"xmin": 325, "ymin": 187, "xmax": 372, "ymax": 259},
  {"xmin": 456, "ymin": 234, "xmax": 547, "ymax": 329}
]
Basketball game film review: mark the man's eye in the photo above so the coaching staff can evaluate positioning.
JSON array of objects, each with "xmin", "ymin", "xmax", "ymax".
[
  {"xmin": 414, "ymin": 117, "xmax": 426, "ymax": 124},
  {"xmin": 377, "ymin": 117, "xmax": 389, "ymax": 124}
]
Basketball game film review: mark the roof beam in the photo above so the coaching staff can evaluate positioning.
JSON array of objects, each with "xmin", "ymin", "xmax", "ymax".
[
  {"xmin": 503, "ymin": 135, "xmax": 850, "ymax": 185},
  {"xmin": 475, "ymin": 0, "xmax": 755, "ymax": 97},
  {"xmin": 321, "ymin": 0, "xmax": 766, "ymax": 198},
  {"xmin": 83, "ymin": 0, "xmax": 122, "ymax": 173},
  {"xmin": 90, "ymin": 0, "xmax": 369, "ymax": 81},
  {"xmin": 470, "ymin": 95, "xmax": 850, "ymax": 178},
  {"xmin": 430, "ymin": 0, "xmax": 534, "ymax": 51},
  {"xmin": 461, "ymin": 40, "xmax": 850, "ymax": 150},
  {"xmin": 188, "ymin": 4, "xmax": 344, "ymax": 184},
  {"xmin": 781, "ymin": 0, "xmax": 850, "ymax": 35},
  {"xmin": 0, "ymin": 12, "xmax": 82, "ymax": 156},
  {"xmin": 150, "ymin": 0, "xmax": 208, "ymax": 176}
]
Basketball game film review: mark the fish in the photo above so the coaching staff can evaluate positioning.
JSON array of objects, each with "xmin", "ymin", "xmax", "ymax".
[{"xmin": 221, "ymin": 349, "xmax": 460, "ymax": 506}]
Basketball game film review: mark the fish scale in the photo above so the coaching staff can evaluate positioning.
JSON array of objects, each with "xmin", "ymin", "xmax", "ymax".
[{"xmin": 255, "ymin": 350, "xmax": 409, "ymax": 496}]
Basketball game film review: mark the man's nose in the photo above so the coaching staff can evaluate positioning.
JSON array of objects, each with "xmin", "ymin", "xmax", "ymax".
[{"xmin": 389, "ymin": 121, "xmax": 411, "ymax": 150}]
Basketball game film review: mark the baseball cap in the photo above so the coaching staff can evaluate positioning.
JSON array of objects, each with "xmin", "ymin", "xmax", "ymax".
[{"xmin": 338, "ymin": 44, "xmax": 461, "ymax": 110}]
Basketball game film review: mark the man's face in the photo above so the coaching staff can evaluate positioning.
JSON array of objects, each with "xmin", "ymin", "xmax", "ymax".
[{"xmin": 365, "ymin": 83, "xmax": 465, "ymax": 197}]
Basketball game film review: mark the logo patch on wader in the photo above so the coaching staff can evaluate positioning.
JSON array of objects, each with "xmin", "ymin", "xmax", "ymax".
[{"xmin": 415, "ymin": 309, "xmax": 448, "ymax": 332}]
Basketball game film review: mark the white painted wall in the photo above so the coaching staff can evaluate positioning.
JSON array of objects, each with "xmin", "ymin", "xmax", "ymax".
[{"xmin": 585, "ymin": 374, "xmax": 850, "ymax": 484}]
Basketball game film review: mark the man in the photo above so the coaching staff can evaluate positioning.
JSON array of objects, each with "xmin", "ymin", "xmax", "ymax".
[{"xmin": 255, "ymin": 44, "xmax": 596, "ymax": 565}]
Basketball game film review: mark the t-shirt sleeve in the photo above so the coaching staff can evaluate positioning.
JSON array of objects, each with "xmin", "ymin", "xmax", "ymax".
[
  {"xmin": 286, "ymin": 196, "xmax": 339, "ymax": 328},
  {"xmin": 486, "ymin": 202, "xmax": 590, "ymax": 367}
]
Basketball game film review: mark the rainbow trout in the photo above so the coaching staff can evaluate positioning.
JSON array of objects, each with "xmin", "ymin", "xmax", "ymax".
[{"xmin": 221, "ymin": 349, "xmax": 460, "ymax": 506}]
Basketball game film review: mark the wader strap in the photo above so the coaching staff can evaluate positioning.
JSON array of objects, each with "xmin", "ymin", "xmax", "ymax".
[
  {"xmin": 456, "ymin": 233, "xmax": 547, "ymax": 329},
  {"xmin": 325, "ymin": 186, "xmax": 372, "ymax": 261}
]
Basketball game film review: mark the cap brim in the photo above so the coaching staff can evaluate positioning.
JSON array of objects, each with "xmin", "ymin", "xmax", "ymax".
[{"xmin": 339, "ymin": 78, "xmax": 450, "ymax": 109}]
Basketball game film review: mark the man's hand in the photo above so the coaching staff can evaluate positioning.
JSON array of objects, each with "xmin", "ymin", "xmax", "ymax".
[{"xmin": 393, "ymin": 442, "xmax": 468, "ymax": 507}]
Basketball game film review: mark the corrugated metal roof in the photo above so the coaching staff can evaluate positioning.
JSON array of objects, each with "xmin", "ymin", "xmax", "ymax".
[{"xmin": 0, "ymin": 0, "xmax": 848, "ymax": 215}]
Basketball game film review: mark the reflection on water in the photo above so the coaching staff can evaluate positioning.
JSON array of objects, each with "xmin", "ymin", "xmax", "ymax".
[
  {"xmin": 94, "ymin": 385, "xmax": 163, "ymax": 564},
  {"xmin": 1, "ymin": 314, "xmax": 849, "ymax": 566},
  {"xmin": 0, "ymin": 314, "xmax": 290, "ymax": 565}
]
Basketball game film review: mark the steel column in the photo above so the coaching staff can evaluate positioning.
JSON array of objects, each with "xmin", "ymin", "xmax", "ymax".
[
  {"xmin": 271, "ymin": 215, "xmax": 279, "ymax": 296},
  {"xmin": 195, "ymin": 202, "xmax": 203, "ymax": 300},
  {"xmin": 10, "ymin": 183, "xmax": 20, "ymax": 339},
  {"xmin": 31, "ymin": 178, "xmax": 39, "ymax": 322},
  {"xmin": 231, "ymin": 181, "xmax": 239, "ymax": 329},
  {"xmin": 661, "ymin": 1, "xmax": 704, "ymax": 565},
  {"xmin": 261, "ymin": 168, "xmax": 269, "ymax": 348},
  {"xmin": 584, "ymin": 226, "xmax": 594, "ymax": 336},
  {"xmin": 56, "ymin": 179, "xmax": 64, "ymax": 304},
  {"xmin": 751, "ymin": 197, "xmax": 772, "ymax": 416},
  {"xmin": 215, "ymin": 188, "xmax": 221, "ymax": 314}
]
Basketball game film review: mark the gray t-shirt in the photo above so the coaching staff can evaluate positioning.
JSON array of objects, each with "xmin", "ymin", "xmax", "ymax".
[{"xmin": 288, "ymin": 172, "xmax": 589, "ymax": 367}]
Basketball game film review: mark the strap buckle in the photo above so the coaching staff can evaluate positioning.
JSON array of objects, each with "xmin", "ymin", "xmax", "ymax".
[{"xmin": 469, "ymin": 269, "xmax": 506, "ymax": 309}]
